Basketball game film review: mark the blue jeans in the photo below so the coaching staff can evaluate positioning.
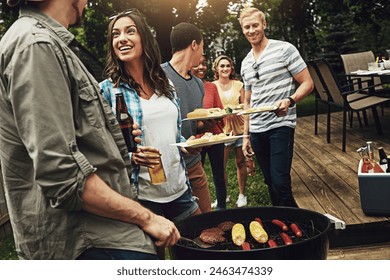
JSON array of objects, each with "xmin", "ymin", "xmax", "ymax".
[
  {"xmin": 201, "ymin": 143, "xmax": 227, "ymax": 209},
  {"xmin": 76, "ymin": 248, "xmax": 159, "ymax": 260},
  {"xmin": 138, "ymin": 187, "xmax": 198, "ymax": 223},
  {"xmin": 250, "ymin": 126, "xmax": 297, "ymax": 207}
]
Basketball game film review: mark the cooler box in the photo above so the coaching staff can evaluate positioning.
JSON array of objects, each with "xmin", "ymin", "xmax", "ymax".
[{"xmin": 358, "ymin": 160, "xmax": 390, "ymax": 215}]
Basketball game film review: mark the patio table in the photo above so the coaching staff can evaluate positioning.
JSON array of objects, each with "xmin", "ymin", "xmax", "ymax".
[{"xmin": 347, "ymin": 69, "xmax": 390, "ymax": 95}]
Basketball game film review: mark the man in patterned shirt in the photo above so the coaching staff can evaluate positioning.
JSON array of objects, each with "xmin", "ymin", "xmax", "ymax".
[{"xmin": 239, "ymin": 7, "xmax": 314, "ymax": 207}]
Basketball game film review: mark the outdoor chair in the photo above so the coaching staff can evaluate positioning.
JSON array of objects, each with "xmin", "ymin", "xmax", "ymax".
[
  {"xmin": 341, "ymin": 51, "xmax": 389, "ymax": 95},
  {"xmin": 311, "ymin": 59, "xmax": 390, "ymax": 152},
  {"xmin": 308, "ymin": 61, "xmax": 332, "ymax": 143},
  {"xmin": 308, "ymin": 60, "xmax": 367, "ymax": 145}
]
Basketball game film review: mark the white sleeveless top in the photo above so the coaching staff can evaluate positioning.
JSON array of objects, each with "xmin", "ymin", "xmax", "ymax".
[{"xmin": 138, "ymin": 94, "xmax": 187, "ymax": 202}]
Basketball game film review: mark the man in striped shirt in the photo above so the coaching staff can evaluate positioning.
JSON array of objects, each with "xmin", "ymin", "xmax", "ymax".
[{"xmin": 239, "ymin": 7, "xmax": 314, "ymax": 207}]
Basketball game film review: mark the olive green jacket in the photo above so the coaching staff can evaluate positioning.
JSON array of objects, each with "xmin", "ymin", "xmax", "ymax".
[{"xmin": 0, "ymin": 7, "xmax": 155, "ymax": 259}]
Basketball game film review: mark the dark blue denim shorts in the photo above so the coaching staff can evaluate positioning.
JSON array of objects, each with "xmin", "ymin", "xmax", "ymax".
[
  {"xmin": 138, "ymin": 187, "xmax": 198, "ymax": 223},
  {"xmin": 225, "ymin": 136, "xmax": 243, "ymax": 147}
]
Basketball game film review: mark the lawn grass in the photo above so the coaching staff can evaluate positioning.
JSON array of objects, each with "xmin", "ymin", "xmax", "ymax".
[{"xmin": 297, "ymin": 93, "xmax": 317, "ymax": 117}]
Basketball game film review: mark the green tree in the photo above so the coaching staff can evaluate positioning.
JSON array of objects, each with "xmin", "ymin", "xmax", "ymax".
[
  {"xmin": 70, "ymin": 1, "xmax": 114, "ymax": 64},
  {"xmin": 0, "ymin": 0, "xmax": 18, "ymax": 36},
  {"xmin": 349, "ymin": 0, "xmax": 390, "ymax": 56},
  {"xmin": 268, "ymin": 0, "xmax": 318, "ymax": 60},
  {"xmin": 322, "ymin": 13, "xmax": 359, "ymax": 74},
  {"xmin": 310, "ymin": 0, "xmax": 389, "ymax": 74},
  {"xmin": 2, "ymin": 0, "xmax": 388, "ymax": 74},
  {"xmin": 307, "ymin": 1, "xmax": 355, "ymax": 73}
]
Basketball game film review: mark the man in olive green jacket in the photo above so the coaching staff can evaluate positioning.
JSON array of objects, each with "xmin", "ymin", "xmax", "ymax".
[{"xmin": 0, "ymin": 0, "xmax": 179, "ymax": 259}]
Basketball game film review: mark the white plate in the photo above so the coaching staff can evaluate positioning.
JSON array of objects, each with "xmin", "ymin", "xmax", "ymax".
[
  {"xmin": 237, "ymin": 106, "xmax": 278, "ymax": 115},
  {"xmin": 182, "ymin": 112, "xmax": 236, "ymax": 121},
  {"xmin": 171, "ymin": 135, "xmax": 246, "ymax": 148}
]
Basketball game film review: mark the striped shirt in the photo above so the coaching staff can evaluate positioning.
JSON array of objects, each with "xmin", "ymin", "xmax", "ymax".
[{"xmin": 241, "ymin": 39, "xmax": 306, "ymax": 133}]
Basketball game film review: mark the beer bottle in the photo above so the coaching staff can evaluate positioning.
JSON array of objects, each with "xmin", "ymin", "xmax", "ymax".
[
  {"xmin": 366, "ymin": 141, "xmax": 374, "ymax": 161},
  {"xmin": 387, "ymin": 156, "xmax": 390, "ymax": 173},
  {"xmin": 246, "ymin": 157, "xmax": 255, "ymax": 176},
  {"xmin": 362, "ymin": 156, "xmax": 374, "ymax": 173},
  {"xmin": 365, "ymin": 144, "xmax": 383, "ymax": 173},
  {"xmin": 115, "ymin": 93, "xmax": 137, "ymax": 153},
  {"xmin": 359, "ymin": 147, "xmax": 374, "ymax": 173},
  {"xmin": 365, "ymin": 143, "xmax": 383, "ymax": 173},
  {"xmin": 378, "ymin": 147, "xmax": 388, "ymax": 165},
  {"xmin": 377, "ymin": 147, "xmax": 388, "ymax": 172}
]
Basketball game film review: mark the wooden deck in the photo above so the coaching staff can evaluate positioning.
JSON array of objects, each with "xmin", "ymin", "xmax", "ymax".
[
  {"xmin": 327, "ymin": 242, "xmax": 390, "ymax": 260},
  {"xmin": 292, "ymin": 106, "xmax": 390, "ymax": 249}
]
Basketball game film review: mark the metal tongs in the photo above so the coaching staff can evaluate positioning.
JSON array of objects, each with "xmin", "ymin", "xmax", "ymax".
[{"xmin": 179, "ymin": 236, "xmax": 215, "ymax": 249}]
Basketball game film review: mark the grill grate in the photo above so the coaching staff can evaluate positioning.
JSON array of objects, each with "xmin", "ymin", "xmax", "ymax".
[{"xmin": 179, "ymin": 219, "xmax": 320, "ymax": 250}]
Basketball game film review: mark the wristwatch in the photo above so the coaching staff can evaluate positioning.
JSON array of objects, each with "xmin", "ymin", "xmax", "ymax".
[{"xmin": 287, "ymin": 96, "xmax": 296, "ymax": 108}]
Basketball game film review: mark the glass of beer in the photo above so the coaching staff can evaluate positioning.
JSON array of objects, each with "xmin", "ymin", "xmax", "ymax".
[{"xmin": 145, "ymin": 151, "xmax": 166, "ymax": 185}]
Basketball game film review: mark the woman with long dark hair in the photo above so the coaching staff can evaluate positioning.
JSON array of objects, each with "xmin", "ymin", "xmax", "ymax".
[{"xmin": 100, "ymin": 9, "xmax": 200, "ymax": 237}]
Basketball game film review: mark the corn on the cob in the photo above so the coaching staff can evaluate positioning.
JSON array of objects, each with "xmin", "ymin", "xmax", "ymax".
[
  {"xmin": 249, "ymin": 220, "xmax": 268, "ymax": 243},
  {"xmin": 231, "ymin": 223, "xmax": 246, "ymax": 246}
]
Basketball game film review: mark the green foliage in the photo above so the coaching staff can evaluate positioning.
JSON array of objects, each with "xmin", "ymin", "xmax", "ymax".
[
  {"xmin": 0, "ymin": 1, "xmax": 18, "ymax": 37},
  {"xmin": 0, "ymin": 235, "xmax": 18, "ymax": 260},
  {"xmin": 71, "ymin": 1, "xmax": 114, "ymax": 64},
  {"xmin": 296, "ymin": 93, "xmax": 316, "ymax": 117},
  {"xmin": 295, "ymin": 92, "xmax": 340, "ymax": 117},
  {"xmin": 349, "ymin": 0, "xmax": 390, "ymax": 53},
  {"xmin": 314, "ymin": 2, "xmax": 359, "ymax": 73},
  {"xmin": 311, "ymin": 0, "xmax": 390, "ymax": 72},
  {"xmin": 1, "ymin": 0, "xmax": 389, "ymax": 67}
]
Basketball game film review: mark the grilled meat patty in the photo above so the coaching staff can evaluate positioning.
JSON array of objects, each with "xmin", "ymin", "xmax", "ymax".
[
  {"xmin": 217, "ymin": 221, "xmax": 235, "ymax": 231},
  {"xmin": 199, "ymin": 227, "xmax": 226, "ymax": 244}
]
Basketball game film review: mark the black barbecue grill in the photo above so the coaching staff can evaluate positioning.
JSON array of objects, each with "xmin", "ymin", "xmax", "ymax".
[{"xmin": 171, "ymin": 206, "xmax": 331, "ymax": 260}]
